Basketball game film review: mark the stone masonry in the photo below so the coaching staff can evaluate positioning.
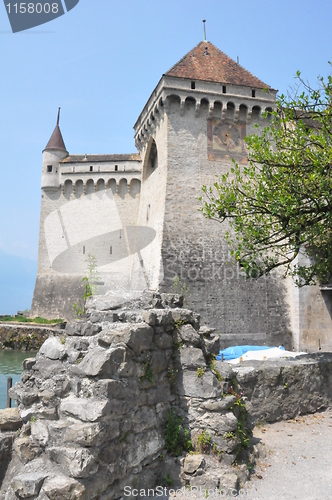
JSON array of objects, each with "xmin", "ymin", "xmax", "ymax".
[
  {"xmin": 0, "ymin": 293, "xmax": 248, "ymax": 499},
  {"xmin": 2, "ymin": 293, "xmax": 332, "ymax": 499}
]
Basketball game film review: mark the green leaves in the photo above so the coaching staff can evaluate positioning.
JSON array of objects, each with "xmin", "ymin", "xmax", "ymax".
[{"xmin": 201, "ymin": 69, "xmax": 332, "ymax": 286}]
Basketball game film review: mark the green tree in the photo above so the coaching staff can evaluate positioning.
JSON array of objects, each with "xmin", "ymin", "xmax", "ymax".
[{"xmin": 200, "ymin": 70, "xmax": 332, "ymax": 287}]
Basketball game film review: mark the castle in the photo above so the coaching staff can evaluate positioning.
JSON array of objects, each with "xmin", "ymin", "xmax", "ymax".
[{"xmin": 31, "ymin": 40, "xmax": 332, "ymax": 352}]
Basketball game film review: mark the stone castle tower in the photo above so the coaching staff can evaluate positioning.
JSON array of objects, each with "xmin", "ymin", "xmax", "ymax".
[{"xmin": 31, "ymin": 40, "xmax": 332, "ymax": 352}]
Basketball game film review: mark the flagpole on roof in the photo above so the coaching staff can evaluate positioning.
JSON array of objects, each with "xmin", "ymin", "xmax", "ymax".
[{"xmin": 203, "ymin": 19, "xmax": 206, "ymax": 41}]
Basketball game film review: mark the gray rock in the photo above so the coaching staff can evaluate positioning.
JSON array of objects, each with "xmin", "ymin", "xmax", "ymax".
[
  {"xmin": 9, "ymin": 383, "xmax": 39, "ymax": 406},
  {"xmin": 64, "ymin": 422, "xmax": 107, "ymax": 447},
  {"xmin": 47, "ymin": 419, "xmax": 71, "ymax": 444},
  {"xmin": 13, "ymin": 437, "xmax": 41, "ymax": 464},
  {"xmin": 179, "ymin": 347, "xmax": 206, "ymax": 369},
  {"xmin": 199, "ymin": 412, "xmax": 238, "ymax": 434},
  {"xmin": 171, "ymin": 309, "xmax": 200, "ymax": 330},
  {"xmin": 49, "ymin": 446, "xmax": 98, "ymax": 478},
  {"xmin": 65, "ymin": 349, "xmax": 80, "ymax": 364},
  {"xmin": 126, "ymin": 429, "xmax": 164, "ymax": 468},
  {"xmin": 212, "ymin": 435, "xmax": 239, "ymax": 453},
  {"xmin": 0, "ymin": 408, "xmax": 23, "ymax": 432},
  {"xmin": 190, "ymin": 472, "xmax": 219, "ymax": 489},
  {"xmin": 20, "ymin": 405, "xmax": 58, "ymax": 423},
  {"xmin": 118, "ymin": 357, "xmax": 140, "ymax": 378},
  {"xmin": 126, "ymin": 324, "xmax": 154, "ymax": 353},
  {"xmin": 11, "ymin": 472, "xmax": 47, "ymax": 498},
  {"xmin": 39, "ymin": 337, "xmax": 64, "ymax": 360},
  {"xmin": 31, "ymin": 421, "xmax": 49, "ymax": 446},
  {"xmin": 153, "ymin": 333, "xmax": 173, "ymax": 350},
  {"xmin": 132, "ymin": 407, "xmax": 157, "ymax": 433},
  {"xmin": 175, "ymin": 371, "xmax": 222, "ymax": 399},
  {"xmin": 203, "ymin": 336, "xmax": 220, "ymax": 357},
  {"xmin": 41, "ymin": 475, "xmax": 85, "ymax": 500},
  {"xmin": 69, "ymin": 339, "xmax": 89, "ymax": 351},
  {"xmin": 142, "ymin": 309, "xmax": 173, "ymax": 327},
  {"xmin": 175, "ymin": 324, "xmax": 201, "ymax": 347},
  {"xmin": 66, "ymin": 322, "xmax": 101, "ymax": 337},
  {"xmin": 142, "ymin": 310, "xmax": 157, "ymax": 326},
  {"xmin": 22, "ymin": 358, "xmax": 36, "ymax": 370},
  {"xmin": 199, "ymin": 326, "xmax": 215, "ymax": 336},
  {"xmin": 183, "ymin": 454, "xmax": 205, "ymax": 474},
  {"xmin": 147, "ymin": 385, "xmax": 171, "ymax": 405},
  {"xmin": 219, "ymin": 472, "xmax": 238, "ymax": 491},
  {"xmin": 98, "ymin": 324, "xmax": 154, "ymax": 354},
  {"xmin": 59, "ymin": 396, "xmax": 109, "ymax": 422},
  {"xmin": 32, "ymin": 358, "xmax": 66, "ymax": 379},
  {"xmin": 74, "ymin": 346, "xmax": 125, "ymax": 377},
  {"xmin": 161, "ymin": 293, "xmax": 183, "ymax": 308},
  {"xmin": 0, "ymin": 434, "xmax": 13, "ymax": 463},
  {"xmin": 150, "ymin": 351, "xmax": 169, "ymax": 374},
  {"xmin": 202, "ymin": 396, "xmax": 237, "ymax": 412},
  {"xmin": 93, "ymin": 378, "xmax": 137, "ymax": 400},
  {"xmin": 214, "ymin": 360, "xmax": 235, "ymax": 380}
]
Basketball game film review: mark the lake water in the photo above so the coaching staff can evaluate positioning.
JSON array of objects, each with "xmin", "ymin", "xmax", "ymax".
[{"xmin": 0, "ymin": 350, "xmax": 36, "ymax": 409}]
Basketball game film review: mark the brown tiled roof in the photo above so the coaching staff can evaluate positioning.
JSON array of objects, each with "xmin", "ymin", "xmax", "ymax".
[
  {"xmin": 44, "ymin": 125, "xmax": 67, "ymax": 153},
  {"xmin": 60, "ymin": 154, "xmax": 141, "ymax": 164},
  {"xmin": 165, "ymin": 41, "xmax": 269, "ymax": 89}
]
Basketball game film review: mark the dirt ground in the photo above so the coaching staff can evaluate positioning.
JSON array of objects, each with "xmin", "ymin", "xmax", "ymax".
[{"xmin": 242, "ymin": 408, "xmax": 332, "ymax": 500}]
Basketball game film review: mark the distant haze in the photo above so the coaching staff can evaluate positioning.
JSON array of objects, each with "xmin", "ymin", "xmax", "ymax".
[{"xmin": 0, "ymin": 249, "xmax": 37, "ymax": 315}]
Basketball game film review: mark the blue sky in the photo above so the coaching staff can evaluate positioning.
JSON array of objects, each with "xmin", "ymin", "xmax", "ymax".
[{"xmin": 0, "ymin": 0, "xmax": 331, "ymax": 314}]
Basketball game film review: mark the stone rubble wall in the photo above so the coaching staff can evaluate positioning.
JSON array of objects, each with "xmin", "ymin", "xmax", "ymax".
[
  {"xmin": 232, "ymin": 353, "xmax": 332, "ymax": 423},
  {"xmin": 1, "ymin": 293, "xmax": 332, "ymax": 500},
  {"xmin": 0, "ymin": 293, "xmax": 244, "ymax": 500}
]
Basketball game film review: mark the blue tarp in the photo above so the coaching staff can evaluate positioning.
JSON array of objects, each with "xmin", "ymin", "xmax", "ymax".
[{"xmin": 216, "ymin": 345, "xmax": 285, "ymax": 361}]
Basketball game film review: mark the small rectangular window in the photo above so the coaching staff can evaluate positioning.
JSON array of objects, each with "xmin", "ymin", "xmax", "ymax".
[
  {"xmin": 115, "ymin": 165, "xmax": 118, "ymax": 172},
  {"xmin": 191, "ymin": 81, "xmax": 196, "ymax": 89},
  {"xmin": 90, "ymin": 166, "xmax": 93, "ymax": 172},
  {"xmin": 83, "ymin": 246, "xmax": 85, "ymax": 254},
  {"xmin": 222, "ymin": 85, "xmax": 226, "ymax": 94},
  {"xmin": 47, "ymin": 165, "xmax": 52, "ymax": 173},
  {"xmin": 110, "ymin": 246, "xmax": 112, "ymax": 255},
  {"xmin": 252, "ymin": 89, "xmax": 256, "ymax": 98}
]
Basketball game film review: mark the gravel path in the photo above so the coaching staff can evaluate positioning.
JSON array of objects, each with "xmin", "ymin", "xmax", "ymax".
[{"xmin": 243, "ymin": 408, "xmax": 332, "ymax": 500}]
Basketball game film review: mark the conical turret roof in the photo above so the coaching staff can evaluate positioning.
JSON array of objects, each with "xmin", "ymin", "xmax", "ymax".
[
  {"xmin": 44, "ymin": 108, "xmax": 68, "ymax": 153},
  {"xmin": 165, "ymin": 41, "xmax": 270, "ymax": 89}
]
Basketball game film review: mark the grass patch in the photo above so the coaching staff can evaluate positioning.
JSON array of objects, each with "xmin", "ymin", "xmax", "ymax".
[
  {"xmin": 0, "ymin": 316, "xmax": 64, "ymax": 325},
  {"xmin": 165, "ymin": 409, "xmax": 191, "ymax": 456}
]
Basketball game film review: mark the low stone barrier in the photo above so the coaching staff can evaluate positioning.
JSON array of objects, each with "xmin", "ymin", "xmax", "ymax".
[
  {"xmin": 0, "ymin": 324, "xmax": 64, "ymax": 351},
  {"xmin": 231, "ymin": 353, "xmax": 332, "ymax": 423}
]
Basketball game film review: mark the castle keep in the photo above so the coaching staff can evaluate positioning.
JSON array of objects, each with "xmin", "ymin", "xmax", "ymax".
[{"xmin": 31, "ymin": 40, "xmax": 332, "ymax": 352}]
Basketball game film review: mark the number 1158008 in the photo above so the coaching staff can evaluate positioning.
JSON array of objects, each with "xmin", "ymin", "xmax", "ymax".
[{"xmin": 6, "ymin": 2, "xmax": 60, "ymax": 14}]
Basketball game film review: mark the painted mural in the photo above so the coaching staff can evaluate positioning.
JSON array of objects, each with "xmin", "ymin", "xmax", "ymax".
[{"xmin": 207, "ymin": 119, "xmax": 247, "ymax": 161}]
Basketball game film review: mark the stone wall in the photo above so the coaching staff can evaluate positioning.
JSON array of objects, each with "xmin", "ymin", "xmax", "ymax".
[
  {"xmin": 160, "ymin": 96, "xmax": 291, "ymax": 342},
  {"xmin": 1, "ymin": 294, "xmax": 332, "ymax": 499},
  {"xmin": 232, "ymin": 353, "xmax": 332, "ymax": 423},
  {"xmin": 0, "ymin": 325, "xmax": 64, "ymax": 351},
  {"xmin": 32, "ymin": 160, "xmax": 143, "ymax": 320},
  {"xmin": 0, "ymin": 293, "xmax": 249, "ymax": 499}
]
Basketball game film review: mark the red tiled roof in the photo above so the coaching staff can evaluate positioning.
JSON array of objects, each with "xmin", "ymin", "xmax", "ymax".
[
  {"xmin": 60, "ymin": 154, "xmax": 141, "ymax": 163},
  {"xmin": 165, "ymin": 41, "xmax": 269, "ymax": 89}
]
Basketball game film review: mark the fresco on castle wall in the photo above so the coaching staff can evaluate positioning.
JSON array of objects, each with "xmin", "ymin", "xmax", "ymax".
[{"xmin": 207, "ymin": 119, "xmax": 247, "ymax": 162}]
